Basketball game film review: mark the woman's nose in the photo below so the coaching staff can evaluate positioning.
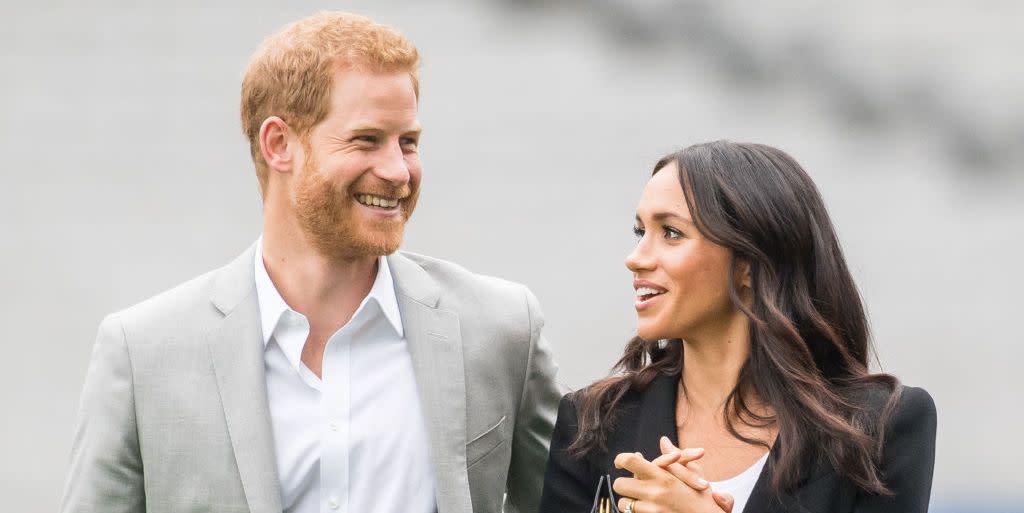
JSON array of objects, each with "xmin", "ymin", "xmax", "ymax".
[{"xmin": 625, "ymin": 242, "xmax": 655, "ymax": 272}]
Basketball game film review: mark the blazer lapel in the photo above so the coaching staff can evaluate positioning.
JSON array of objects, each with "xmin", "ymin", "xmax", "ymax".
[
  {"xmin": 743, "ymin": 451, "xmax": 829, "ymax": 513},
  {"xmin": 634, "ymin": 372, "xmax": 682, "ymax": 461},
  {"xmin": 721, "ymin": 424, "xmax": 830, "ymax": 513},
  {"xmin": 207, "ymin": 245, "xmax": 283, "ymax": 513},
  {"xmin": 740, "ymin": 461, "xmax": 781, "ymax": 513},
  {"xmin": 389, "ymin": 252, "xmax": 472, "ymax": 513},
  {"xmin": 604, "ymin": 372, "xmax": 680, "ymax": 482}
]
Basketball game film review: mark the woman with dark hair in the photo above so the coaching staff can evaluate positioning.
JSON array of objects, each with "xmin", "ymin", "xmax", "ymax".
[{"xmin": 539, "ymin": 141, "xmax": 936, "ymax": 513}]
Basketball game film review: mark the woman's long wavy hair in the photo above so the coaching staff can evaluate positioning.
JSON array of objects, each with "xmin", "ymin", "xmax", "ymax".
[{"xmin": 569, "ymin": 141, "xmax": 901, "ymax": 496}]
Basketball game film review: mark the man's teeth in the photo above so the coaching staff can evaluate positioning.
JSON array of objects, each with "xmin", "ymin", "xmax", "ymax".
[
  {"xmin": 636, "ymin": 287, "xmax": 665, "ymax": 297},
  {"xmin": 356, "ymin": 194, "xmax": 399, "ymax": 208}
]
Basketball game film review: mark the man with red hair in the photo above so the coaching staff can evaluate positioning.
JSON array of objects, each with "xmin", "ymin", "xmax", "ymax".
[{"xmin": 62, "ymin": 12, "xmax": 560, "ymax": 513}]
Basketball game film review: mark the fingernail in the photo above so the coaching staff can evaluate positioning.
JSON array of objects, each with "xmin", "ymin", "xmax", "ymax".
[{"xmin": 697, "ymin": 477, "xmax": 709, "ymax": 487}]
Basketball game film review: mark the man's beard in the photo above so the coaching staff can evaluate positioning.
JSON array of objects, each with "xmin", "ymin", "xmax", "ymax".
[{"xmin": 293, "ymin": 156, "xmax": 418, "ymax": 262}]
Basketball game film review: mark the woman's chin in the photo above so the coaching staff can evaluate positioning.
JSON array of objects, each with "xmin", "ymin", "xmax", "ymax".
[
  {"xmin": 637, "ymin": 324, "xmax": 686, "ymax": 344},
  {"xmin": 636, "ymin": 326, "xmax": 664, "ymax": 343}
]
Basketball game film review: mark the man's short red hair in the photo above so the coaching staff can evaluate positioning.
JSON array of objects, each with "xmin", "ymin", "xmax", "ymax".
[{"xmin": 240, "ymin": 12, "xmax": 420, "ymax": 195}]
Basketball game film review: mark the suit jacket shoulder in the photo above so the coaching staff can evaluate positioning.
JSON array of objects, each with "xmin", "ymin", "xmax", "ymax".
[
  {"xmin": 398, "ymin": 251, "xmax": 537, "ymax": 311},
  {"xmin": 759, "ymin": 383, "xmax": 937, "ymax": 513},
  {"xmin": 106, "ymin": 243, "xmax": 257, "ymax": 351},
  {"xmin": 107, "ymin": 267, "xmax": 224, "ymax": 345},
  {"xmin": 62, "ymin": 246, "xmax": 264, "ymax": 513},
  {"xmin": 396, "ymin": 250, "xmax": 542, "ymax": 356},
  {"xmin": 844, "ymin": 385, "xmax": 936, "ymax": 513}
]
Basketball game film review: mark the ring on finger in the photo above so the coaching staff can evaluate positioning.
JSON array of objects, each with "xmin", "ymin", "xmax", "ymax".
[{"xmin": 624, "ymin": 499, "xmax": 636, "ymax": 513}]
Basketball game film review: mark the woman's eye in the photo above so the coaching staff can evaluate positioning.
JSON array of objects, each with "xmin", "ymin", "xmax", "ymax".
[
  {"xmin": 632, "ymin": 226, "xmax": 645, "ymax": 239},
  {"xmin": 663, "ymin": 226, "xmax": 683, "ymax": 240}
]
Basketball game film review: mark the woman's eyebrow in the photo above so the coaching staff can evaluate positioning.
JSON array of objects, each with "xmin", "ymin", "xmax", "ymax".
[{"xmin": 646, "ymin": 211, "xmax": 695, "ymax": 225}]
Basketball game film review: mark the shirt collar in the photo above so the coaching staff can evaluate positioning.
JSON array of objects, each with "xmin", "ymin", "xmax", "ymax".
[
  {"xmin": 253, "ymin": 236, "xmax": 404, "ymax": 346},
  {"xmin": 368, "ymin": 253, "xmax": 404, "ymax": 337}
]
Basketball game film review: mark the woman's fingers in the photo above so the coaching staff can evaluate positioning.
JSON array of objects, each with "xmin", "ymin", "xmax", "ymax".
[
  {"xmin": 613, "ymin": 452, "xmax": 664, "ymax": 481},
  {"xmin": 659, "ymin": 436, "xmax": 705, "ymax": 464},
  {"xmin": 611, "ymin": 476, "xmax": 646, "ymax": 502},
  {"xmin": 654, "ymin": 437, "xmax": 711, "ymax": 491},
  {"xmin": 617, "ymin": 497, "xmax": 647, "ymax": 513},
  {"xmin": 651, "ymin": 450, "xmax": 681, "ymax": 467},
  {"xmin": 712, "ymin": 491, "xmax": 734, "ymax": 513},
  {"xmin": 662, "ymin": 459, "xmax": 709, "ymax": 491},
  {"xmin": 659, "ymin": 435, "xmax": 674, "ymax": 454}
]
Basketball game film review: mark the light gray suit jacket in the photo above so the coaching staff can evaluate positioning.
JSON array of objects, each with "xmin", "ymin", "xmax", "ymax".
[{"xmin": 61, "ymin": 245, "xmax": 562, "ymax": 513}]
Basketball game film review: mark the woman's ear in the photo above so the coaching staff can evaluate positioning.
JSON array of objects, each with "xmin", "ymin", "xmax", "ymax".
[
  {"xmin": 736, "ymin": 258, "xmax": 752, "ymax": 289},
  {"xmin": 258, "ymin": 116, "xmax": 294, "ymax": 174}
]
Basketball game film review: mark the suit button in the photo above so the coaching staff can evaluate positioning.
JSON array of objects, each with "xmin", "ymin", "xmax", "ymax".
[{"xmin": 328, "ymin": 498, "xmax": 339, "ymax": 510}]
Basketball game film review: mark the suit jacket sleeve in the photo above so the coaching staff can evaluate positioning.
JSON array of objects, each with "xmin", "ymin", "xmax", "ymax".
[
  {"xmin": 538, "ymin": 393, "xmax": 599, "ymax": 513},
  {"xmin": 854, "ymin": 386, "xmax": 937, "ymax": 513},
  {"xmin": 504, "ymin": 287, "xmax": 563, "ymax": 513},
  {"xmin": 61, "ymin": 314, "xmax": 146, "ymax": 513}
]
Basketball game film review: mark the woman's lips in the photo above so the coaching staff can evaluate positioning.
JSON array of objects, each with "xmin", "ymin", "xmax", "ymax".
[{"xmin": 635, "ymin": 291, "xmax": 665, "ymax": 311}]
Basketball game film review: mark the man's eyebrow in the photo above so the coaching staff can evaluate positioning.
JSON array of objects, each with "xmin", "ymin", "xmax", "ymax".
[
  {"xmin": 347, "ymin": 125, "xmax": 422, "ymax": 135},
  {"xmin": 635, "ymin": 212, "xmax": 695, "ymax": 224}
]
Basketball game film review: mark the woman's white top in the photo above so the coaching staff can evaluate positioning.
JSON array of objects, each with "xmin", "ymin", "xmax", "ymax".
[{"xmin": 709, "ymin": 451, "xmax": 769, "ymax": 513}]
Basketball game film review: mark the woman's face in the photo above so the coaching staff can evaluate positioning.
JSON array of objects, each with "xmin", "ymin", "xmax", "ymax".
[{"xmin": 626, "ymin": 162, "xmax": 741, "ymax": 342}]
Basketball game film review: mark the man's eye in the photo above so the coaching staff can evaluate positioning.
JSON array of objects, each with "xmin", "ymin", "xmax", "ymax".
[
  {"xmin": 354, "ymin": 135, "xmax": 377, "ymax": 144},
  {"xmin": 400, "ymin": 137, "xmax": 419, "ymax": 150}
]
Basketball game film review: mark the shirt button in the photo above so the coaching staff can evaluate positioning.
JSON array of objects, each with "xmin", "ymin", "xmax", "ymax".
[
  {"xmin": 328, "ymin": 421, "xmax": 340, "ymax": 432},
  {"xmin": 328, "ymin": 498, "xmax": 339, "ymax": 510}
]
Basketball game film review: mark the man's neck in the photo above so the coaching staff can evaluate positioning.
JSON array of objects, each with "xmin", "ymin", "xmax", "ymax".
[{"xmin": 261, "ymin": 219, "xmax": 378, "ymax": 333}]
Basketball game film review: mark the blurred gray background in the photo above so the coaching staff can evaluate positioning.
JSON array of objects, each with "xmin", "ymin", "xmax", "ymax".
[{"xmin": 2, "ymin": 0, "xmax": 1022, "ymax": 511}]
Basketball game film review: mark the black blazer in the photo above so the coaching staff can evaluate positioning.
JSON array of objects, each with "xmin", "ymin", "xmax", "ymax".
[{"xmin": 539, "ymin": 373, "xmax": 936, "ymax": 513}]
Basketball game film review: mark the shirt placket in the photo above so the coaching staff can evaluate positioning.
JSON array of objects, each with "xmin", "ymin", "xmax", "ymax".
[{"xmin": 320, "ymin": 324, "xmax": 353, "ymax": 513}]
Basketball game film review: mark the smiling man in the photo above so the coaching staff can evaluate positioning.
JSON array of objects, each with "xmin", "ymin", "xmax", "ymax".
[{"xmin": 61, "ymin": 12, "xmax": 561, "ymax": 513}]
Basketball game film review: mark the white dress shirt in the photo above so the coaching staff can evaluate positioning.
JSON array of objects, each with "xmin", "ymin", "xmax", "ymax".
[{"xmin": 254, "ymin": 239, "xmax": 436, "ymax": 513}]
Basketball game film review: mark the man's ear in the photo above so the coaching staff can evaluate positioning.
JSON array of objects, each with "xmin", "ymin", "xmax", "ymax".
[{"xmin": 258, "ymin": 116, "xmax": 295, "ymax": 173}]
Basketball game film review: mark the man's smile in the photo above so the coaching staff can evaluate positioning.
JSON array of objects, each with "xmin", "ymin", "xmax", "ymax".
[{"xmin": 354, "ymin": 193, "xmax": 401, "ymax": 209}]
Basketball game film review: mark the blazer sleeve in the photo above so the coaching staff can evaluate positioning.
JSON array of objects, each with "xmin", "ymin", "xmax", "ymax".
[
  {"xmin": 538, "ymin": 393, "xmax": 599, "ymax": 513},
  {"xmin": 60, "ymin": 314, "xmax": 146, "ymax": 513},
  {"xmin": 854, "ymin": 386, "xmax": 937, "ymax": 513},
  {"xmin": 505, "ymin": 287, "xmax": 563, "ymax": 513}
]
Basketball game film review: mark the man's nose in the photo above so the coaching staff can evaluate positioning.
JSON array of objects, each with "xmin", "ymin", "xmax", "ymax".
[{"xmin": 373, "ymin": 142, "xmax": 411, "ymax": 184}]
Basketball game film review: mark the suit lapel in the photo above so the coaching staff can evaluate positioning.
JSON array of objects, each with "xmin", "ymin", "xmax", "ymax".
[
  {"xmin": 206, "ymin": 245, "xmax": 283, "ymax": 513},
  {"xmin": 389, "ymin": 253, "xmax": 472, "ymax": 513}
]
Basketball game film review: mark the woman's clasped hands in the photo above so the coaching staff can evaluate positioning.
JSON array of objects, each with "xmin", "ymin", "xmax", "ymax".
[{"xmin": 612, "ymin": 437, "xmax": 734, "ymax": 513}]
